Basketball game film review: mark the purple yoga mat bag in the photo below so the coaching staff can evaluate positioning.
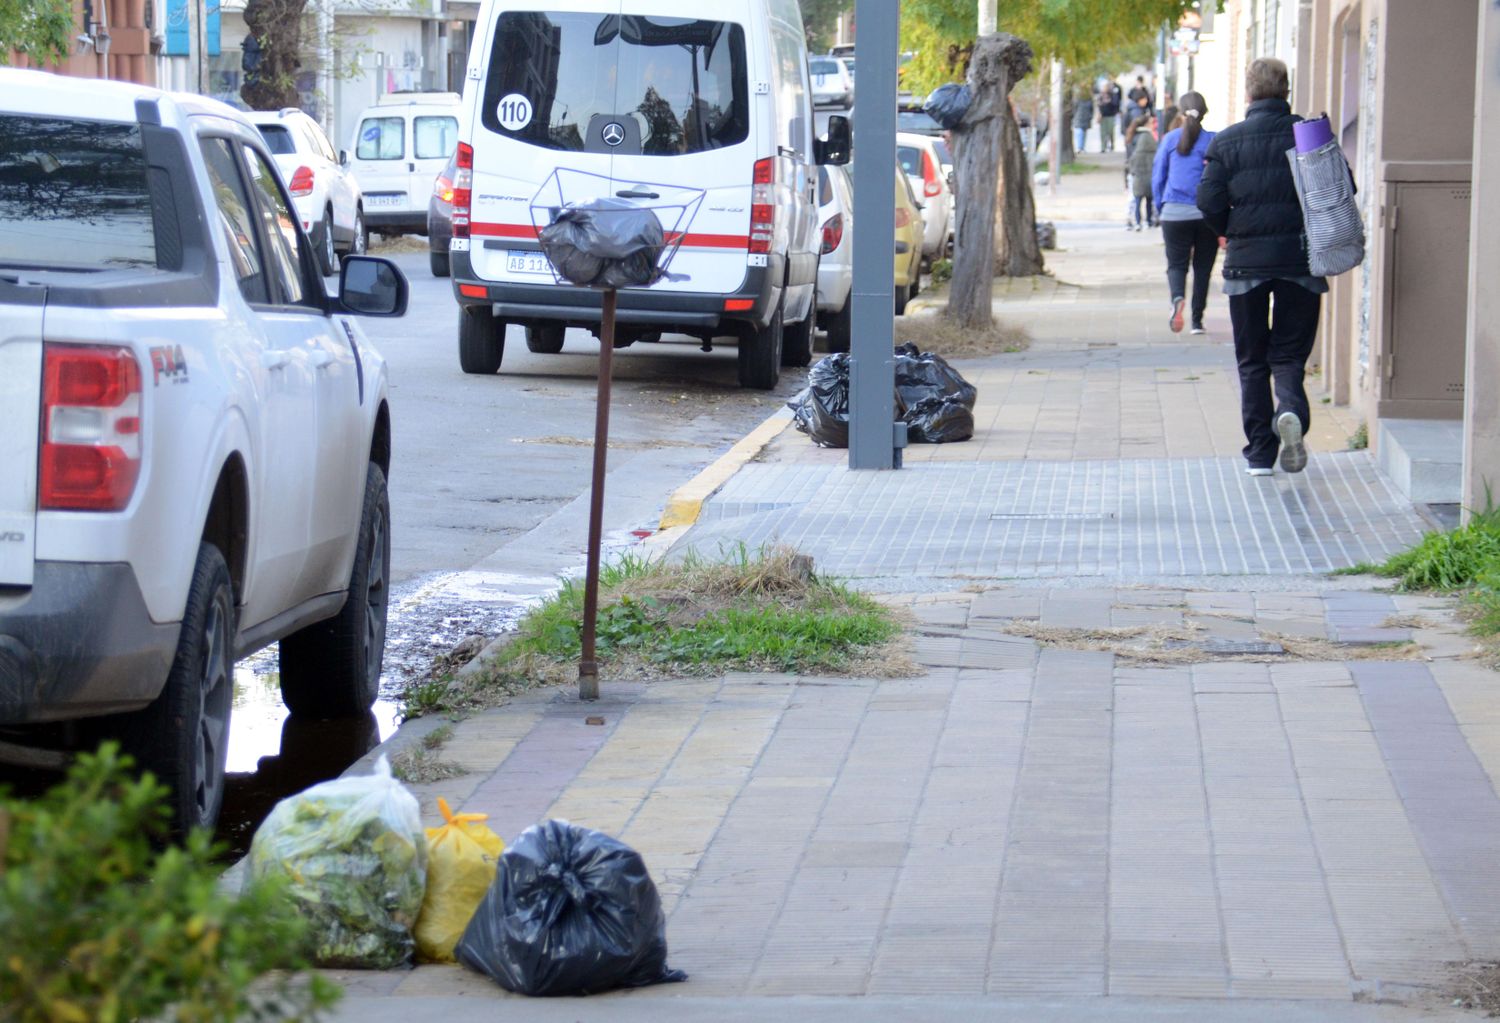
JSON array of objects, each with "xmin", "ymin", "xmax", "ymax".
[{"xmin": 1287, "ymin": 114, "xmax": 1365, "ymax": 277}]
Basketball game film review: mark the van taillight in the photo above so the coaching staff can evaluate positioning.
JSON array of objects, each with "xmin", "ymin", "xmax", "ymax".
[
  {"xmin": 39, "ymin": 344, "xmax": 142, "ymax": 512},
  {"xmin": 922, "ymin": 151, "xmax": 942, "ymax": 197},
  {"xmin": 819, "ymin": 213, "xmax": 843, "ymax": 255},
  {"xmin": 749, "ymin": 157, "xmax": 776, "ymax": 254},
  {"xmin": 451, "ymin": 142, "xmax": 473, "ymax": 239},
  {"xmin": 434, "ymin": 175, "xmax": 454, "ymax": 203},
  {"xmin": 288, "ymin": 165, "xmax": 315, "ymax": 197}
]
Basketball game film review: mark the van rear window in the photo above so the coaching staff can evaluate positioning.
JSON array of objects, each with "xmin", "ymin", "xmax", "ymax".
[
  {"xmin": 482, "ymin": 13, "xmax": 749, "ymax": 156},
  {"xmin": 0, "ymin": 115, "xmax": 157, "ymax": 270},
  {"xmin": 357, "ymin": 117, "xmax": 404, "ymax": 160}
]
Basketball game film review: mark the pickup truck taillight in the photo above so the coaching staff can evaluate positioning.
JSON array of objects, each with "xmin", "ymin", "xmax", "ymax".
[
  {"xmin": 39, "ymin": 344, "xmax": 142, "ymax": 512},
  {"xmin": 922, "ymin": 150, "xmax": 943, "ymax": 198},
  {"xmin": 819, "ymin": 213, "xmax": 844, "ymax": 255},
  {"xmin": 288, "ymin": 165, "xmax": 315, "ymax": 197},
  {"xmin": 451, "ymin": 142, "xmax": 472, "ymax": 239},
  {"xmin": 749, "ymin": 157, "xmax": 776, "ymax": 254}
]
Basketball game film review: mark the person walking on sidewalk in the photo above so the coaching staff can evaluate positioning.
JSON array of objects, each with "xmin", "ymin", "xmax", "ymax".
[
  {"xmin": 1096, "ymin": 80, "xmax": 1121, "ymax": 152},
  {"xmin": 1151, "ymin": 91, "xmax": 1217, "ymax": 335},
  {"xmin": 1196, "ymin": 58, "xmax": 1325, "ymax": 477},
  {"xmin": 1073, "ymin": 88, "xmax": 1095, "ymax": 154},
  {"xmin": 1128, "ymin": 116, "xmax": 1158, "ymax": 230}
]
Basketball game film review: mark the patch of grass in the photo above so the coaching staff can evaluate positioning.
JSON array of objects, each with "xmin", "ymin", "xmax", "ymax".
[
  {"xmin": 930, "ymin": 257, "xmax": 953, "ymax": 285},
  {"xmin": 400, "ymin": 677, "xmax": 452, "ymax": 721},
  {"xmin": 1348, "ymin": 421, "xmax": 1369, "ymax": 450},
  {"xmin": 898, "ymin": 313, "xmax": 1030, "ymax": 357},
  {"xmin": 1375, "ymin": 514, "xmax": 1500, "ymax": 591},
  {"xmin": 1330, "ymin": 561, "xmax": 1380, "ymax": 576},
  {"xmin": 390, "ymin": 724, "xmax": 464, "ymax": 784}
]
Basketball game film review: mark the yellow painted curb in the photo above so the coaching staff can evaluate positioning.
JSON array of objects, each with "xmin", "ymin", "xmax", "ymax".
[{"xmin": 659, "ymin": 409, "xmax": 793, "ymax": 529}]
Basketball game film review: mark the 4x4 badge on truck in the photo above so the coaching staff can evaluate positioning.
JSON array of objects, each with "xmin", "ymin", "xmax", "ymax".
[{"xmin": 601, "ymin": 122, "xmax": 626, "ymax": 147}]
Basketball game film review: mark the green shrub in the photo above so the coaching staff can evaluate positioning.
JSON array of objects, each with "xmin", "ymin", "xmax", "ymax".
[{"xmin": 0, "ymin": 744, "xmax": 340, "ymax": 1023}]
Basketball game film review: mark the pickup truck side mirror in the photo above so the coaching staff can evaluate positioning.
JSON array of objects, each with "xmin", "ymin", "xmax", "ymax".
[
  {"xmin": 337, "ymin": 256, "xmax": 408, "ymax": 317},
  {"xmin": 815, "ymin": 115, "xmax": 851, "ymax": 166},
  {"xmin": 339, "ymin": 149, "xmax": 350, "ymax": 166}
]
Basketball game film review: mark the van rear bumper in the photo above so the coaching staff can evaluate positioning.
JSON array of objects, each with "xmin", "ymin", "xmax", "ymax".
[
  {"xmin": 0, "ymin": 562, "xmax": 177, "ymax": 724},
  {"xmin": 449, "ymin": 249, "xmax": 780, "ymax": 333}
]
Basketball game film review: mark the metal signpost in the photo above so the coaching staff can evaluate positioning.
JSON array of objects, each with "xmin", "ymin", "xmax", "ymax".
[
  {"xmin": 578, "ymin": 288, "xmax": 617, "ymax": 702},
  {"xmin": 849, "ymin": 1, "xmax": 901, "ymax": 471}
]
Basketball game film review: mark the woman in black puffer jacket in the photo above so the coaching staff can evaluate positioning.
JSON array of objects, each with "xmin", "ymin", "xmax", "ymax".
[{"xmin": 1196, "ymin": 57, "xmax": 1326, "ymax": 477}]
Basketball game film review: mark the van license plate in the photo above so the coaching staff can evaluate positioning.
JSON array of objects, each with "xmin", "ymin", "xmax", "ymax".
[
  {"xmin": 366, "ymin": 193, "xmax": 405, "ymax": 208},
  {"xmin": 506, "ymin": 250, "xmax": 552, "ymax": 275}
]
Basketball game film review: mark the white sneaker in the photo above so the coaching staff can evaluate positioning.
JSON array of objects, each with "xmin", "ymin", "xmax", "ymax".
[
  {"xmin": 1190, "ymin": 325, "xmax": 1206, "ymax": 335},
  {"xmin": 1277, "ymin": 412, "xmax": 1307, "ymax": 473},
  {"xmin": 1246, "ymin": 466, "xmax": 1273, "ymax": 477}
]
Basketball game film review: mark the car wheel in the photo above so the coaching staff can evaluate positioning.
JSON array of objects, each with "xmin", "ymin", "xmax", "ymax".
[
  {"xmin": 317, "ymin": 208, "xmax": 337, "ymax": 277},
  {"xmin": 738, "ymin": 297, "xmax": 783, "ymax": 389},
  {"xmin": 525, "ymin": 323, "xmax": 566, "ymax": 354},
  {"xmin": 280, "ymin": 462, "xmax": 389, "ymax": 718},
  {"xmin": 430, "ymin": 250, "xmax": 450, "ymax": 277},
  {"xmin": 826, "ymin": 294, "xmax": 852, "ymax": 353},
  {"xmin": 781, "ymin": 308, "xmax": 813, "ymax": 368},
  {"xmin": 911, "ymin": 273, "xmax": 922, "ymax": 299},
  {"xmin": 118, "ymin": 542, "xmax": 234, "ymax": 834},
  {"xmin": 352, "ymin": 207, "xmax": 368, "ymax": 256},
  {"xmin": 895, "ymin": 279, "xmax": 913, "ymax": 316},
  {"xmin": 459, "ymin": 307, "xmax": 506, "ymax": 374}
]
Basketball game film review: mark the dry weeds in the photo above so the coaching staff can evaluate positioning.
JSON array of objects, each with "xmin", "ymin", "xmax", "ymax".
[
  {"xmin": 896, "ymin": 313, "xmax": 1031, "ymax": 359},
  {"xmin": 1448, "ymin": 961, "xmax": 1500, "ymax": 1016},
  {"xmin": 1001, "ymin": 621, "xmax": 1422, "ymax": 666}
]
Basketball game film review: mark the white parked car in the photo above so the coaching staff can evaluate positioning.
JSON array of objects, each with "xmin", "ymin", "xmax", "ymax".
[
  {"xmin": 347, "ymin": 92, "xmax": 461, "ymax": 238},
  {"xmin": 0, "ymin": 69, "xmax": 408, "ymax": 833},
  {"xmin": 897, "ymin": 131, "xmax": 954, "ymax": 264},
  {"xmin": 248, "ymin": 107, "xmax": 367, "ymax": 275},
  {"xmin": 809, "ymin": 55, "xmax": 853, "ymax": 110},
  {"xmin": 814, "ymin": 164, "xmax": 853, "ymax": 352}
]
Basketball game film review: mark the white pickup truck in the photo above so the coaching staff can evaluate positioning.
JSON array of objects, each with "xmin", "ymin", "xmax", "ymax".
[{"xmin": 0, "ymin": 71, "xmax": 409, "ymax": 832}]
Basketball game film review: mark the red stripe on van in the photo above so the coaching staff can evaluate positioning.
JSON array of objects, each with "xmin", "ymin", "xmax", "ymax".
[{"xmin": 469, "ymin": 222, "xmax": 748, "ymax": 249}]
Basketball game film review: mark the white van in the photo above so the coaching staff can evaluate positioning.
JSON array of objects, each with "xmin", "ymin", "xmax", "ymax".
[
  {"xmin": 448, "ymin": 1, "xmax": 850, "ymax": 389},
  {"xmin": 346, "ymin": 92, "xmax": 462, "ymax": 237}
]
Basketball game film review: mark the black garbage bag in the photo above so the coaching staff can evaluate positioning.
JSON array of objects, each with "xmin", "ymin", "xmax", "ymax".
[
  {"xmin": 537, "ymin": 198, "xmax": 665, "ymax": 288},
  {"xmin": 788, "ymin": 352, "xmax": 851, "ymax": 448},
  {"xmin": 894, "ymin": 342, "xmax": 977, "ymax": 411},
  {"xmin": 454, "ymin": 820, "xmax": 686, "ymax": 996},
  {"xmin": 923, "ymin": 84, "xmax": 972, "ymax": 130},
  {"xmin": 905, "ymin": 394, "xmax": 975, "ymax": 443}
]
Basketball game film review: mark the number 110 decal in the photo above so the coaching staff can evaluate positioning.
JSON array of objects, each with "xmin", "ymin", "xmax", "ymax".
[{"xmin": 497, "ymin": 93, "xmax": 533, "ymax": 131}]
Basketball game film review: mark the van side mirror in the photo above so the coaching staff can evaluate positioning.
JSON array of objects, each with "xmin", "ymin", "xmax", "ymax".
[
  {"xmin": 338, "ymin": 256, "xmax": 408, "ymax": 317},
  {"xmin": 339, "ymin": 149, "xmax": 349, "ymax": 166},
  {"xmin": 816, "ymin": 115, "xmax": 851, "ymax": 165}
]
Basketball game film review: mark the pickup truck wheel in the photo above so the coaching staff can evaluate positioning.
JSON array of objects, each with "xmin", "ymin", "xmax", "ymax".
[
  {"xmin": 459, "ymin": 307, "xmax": 505, "ymax": 374},
  {"xmin": 430, "ymin": 250, "xmax": 450, "ymax": 277},
  {"xmin": 120, "ymin": 542, "xmax": 234, "ymax": 834},
  {"xmin": 280, "ymin": 463, "xmax": 389, "ymax": 718},
  {"xmin": 826, "ymin": 294, "xmax": 852, "ymax": 353},
  {"xmin": 738, "ymin": 299, "xmax": 782, "ymax": 389},
  {"xmin": 316, "ymin": 209, "xmax": 337, "ymax": 277},
  {"xmin": 525, "ymin": 324, "xmax": 566, "ymax": 354},
  {"xmin": 781, "ymin": 309, "xmax": 813, "ymax": 368}
]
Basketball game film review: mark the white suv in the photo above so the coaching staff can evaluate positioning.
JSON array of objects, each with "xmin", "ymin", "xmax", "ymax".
[
  {"xmin": 0, "ymin": 70, "xmax": 409, "ymax": 832},
  {"xmin": 248, "ymin": 108, "xmax": 366, "ymax": 276}
]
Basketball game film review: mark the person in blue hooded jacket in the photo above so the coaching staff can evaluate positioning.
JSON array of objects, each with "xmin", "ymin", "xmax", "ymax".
[{"xmin": 1151, "ymin": 91, "xmax": 1217, "ymax": 335}]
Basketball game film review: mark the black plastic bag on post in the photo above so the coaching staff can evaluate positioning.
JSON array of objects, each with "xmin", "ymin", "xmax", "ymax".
[
  {"xmin": 537, "ymin": 198, "xmax": 667, "ymax": 289},
  {"xmin": 787, "ymin": 352, "xmax": 851, "ymax": 448},
  {"xmin": 923, "ymin": 83, "xmax": 972, "ymax": 130},
  {"xmin": 894, "ymin": 342, "xmax": 977, "ymax": 411},
  {"xmin": 454, "ymin": 820, "xmax": 686, "ymax": 996},
  {"xmin": 905, "ymin": 395, "xmax": 975, "ymax": 443}
]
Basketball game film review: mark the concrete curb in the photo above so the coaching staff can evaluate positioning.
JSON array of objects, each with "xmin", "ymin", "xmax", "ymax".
[{"xmin": 657, "ymin": 407, "xmax": 793, "ymax": 529}]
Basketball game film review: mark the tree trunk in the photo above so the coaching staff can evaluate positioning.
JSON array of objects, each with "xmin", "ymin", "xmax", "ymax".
[
  {"xmin": 947, "ymin": 33, "xmax": 1036, "ymax": 329},
  {"xmin": 241, "ymin": 0, "xmax": 308, "ymax": 110},
  {"xmin": 996, "ymin": 111, "xmax": 1044, "ymax": 276}
]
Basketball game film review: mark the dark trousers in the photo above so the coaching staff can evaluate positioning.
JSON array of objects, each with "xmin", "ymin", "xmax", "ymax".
[
  {"xmin": 1161, "ymin": 218, "xmax": 1219, "ymax": 324},
  {"xmin": 1228, "ymin": 280, "xmax": 1322, "ymax": 468},
  {"xmin": 1132, "ymin": 194, "xmax": 1154, "ymax": 226}
]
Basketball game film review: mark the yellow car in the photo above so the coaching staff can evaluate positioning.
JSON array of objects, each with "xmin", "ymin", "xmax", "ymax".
[{"xmin": 894, "ymin": 164, "xmax": 924, "ymax": 314}]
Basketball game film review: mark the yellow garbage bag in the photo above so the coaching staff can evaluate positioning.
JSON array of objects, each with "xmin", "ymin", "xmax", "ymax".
[{"xmin": 414, "ymin": 797, "xmax": 505, "ymax": 963}]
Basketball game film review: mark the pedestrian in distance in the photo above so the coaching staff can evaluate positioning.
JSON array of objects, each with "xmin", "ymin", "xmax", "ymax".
[
  {"xmin": 1196, "ymin": 58, "xmax": 1327, "ymax": 477},
  {"xmin": 1128, "ymin": 116, "xmax": 1158, "ymax": 230},
  {"xmin": 1073, "ymin": 87, "xmax": 1095, "ymax": 154},
  {"xmin": 1151, "ymin": 90, "xmax": 1217, "ymax": 336},
  {"xmin": 1127, "ymin": 76, "xmax": 1154, "ymax": 115},
  {"xmin": 1096, "ymin": 80, "xmax": 1121, "ymax": 152}
]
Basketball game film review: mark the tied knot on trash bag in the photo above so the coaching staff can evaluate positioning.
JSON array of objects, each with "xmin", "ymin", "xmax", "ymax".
[
  {"xmin": 538, "ymin": 197, "xmax": 676, "ymax": 289},
  {"xmin": 455, "ymin": 819, "xmax": 686, "ymax": 996},
  {"xmin": 788, "ymin": 343, "xmax": 976, "ymax": 447},
  {"xmin": 923, "ymin": 83, "xmax": 972, "ymax": 130},
  {"xmin": 414, "ymin": 796, "xmax": 505, "ymax": 963},
  {"xmin": 245, "ymin": 755, "xmax": 427, "ymax": 970}
]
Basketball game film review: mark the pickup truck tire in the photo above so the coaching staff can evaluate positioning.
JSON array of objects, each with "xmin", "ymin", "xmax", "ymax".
[
  {"xmin": 826, "ymin": 294, "xmax": 852, "ymax": 353},
  {"xmin": 525, "ymin": 324, "xmax": 566, "ymax": 354},
  {"xmin": 459, "ymin": 307, "xmax": 505, "ymax": 374},
  {"xmin": 781, "ymin": 309, "xmax": 813, "ymax": 368},
  {"xmin": 316, "ymin": 209, "xmax": 337, "ymax": 277},
  {"xmin": 738, "ymin": 299, "xmax": 782, "ymax": 389},
  {"xmin": 119, "ymin": 542, "xmax": 235, "ymax": 834},
  {"xmin": 430, "ymin": 250, "xmax": 450, "ymax": 277},
  {"xmin": 280, "ymin": 462, "xmax": 389, "ymax": 718}
]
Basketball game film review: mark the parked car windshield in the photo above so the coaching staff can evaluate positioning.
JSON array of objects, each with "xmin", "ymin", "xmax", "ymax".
[
  {"xmin": 0, "ymin": 115, "xmax": 157, "ymax": 269},
  {"xmin": 809, "ymin": 58, "xmax": 840, "ymax": 76},
  {"xmin": 897, "ymin": 145, "xmax": 924, "ymax": 178},
  {"xmin": 897, "ymin": 109, "xmax": 943, "ymax": 135},
  {"xmin": 482, "ymin": 12, "xmax": 749, "ymax": 156},
  {"xmin": 257, "ymin": 125, "xmax": 298, "ymax": 155}
]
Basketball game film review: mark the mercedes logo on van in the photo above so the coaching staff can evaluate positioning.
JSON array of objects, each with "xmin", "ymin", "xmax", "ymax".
[{"xmin": 601, "ymin": 122, "xmax": 626, "ymax": 147}]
